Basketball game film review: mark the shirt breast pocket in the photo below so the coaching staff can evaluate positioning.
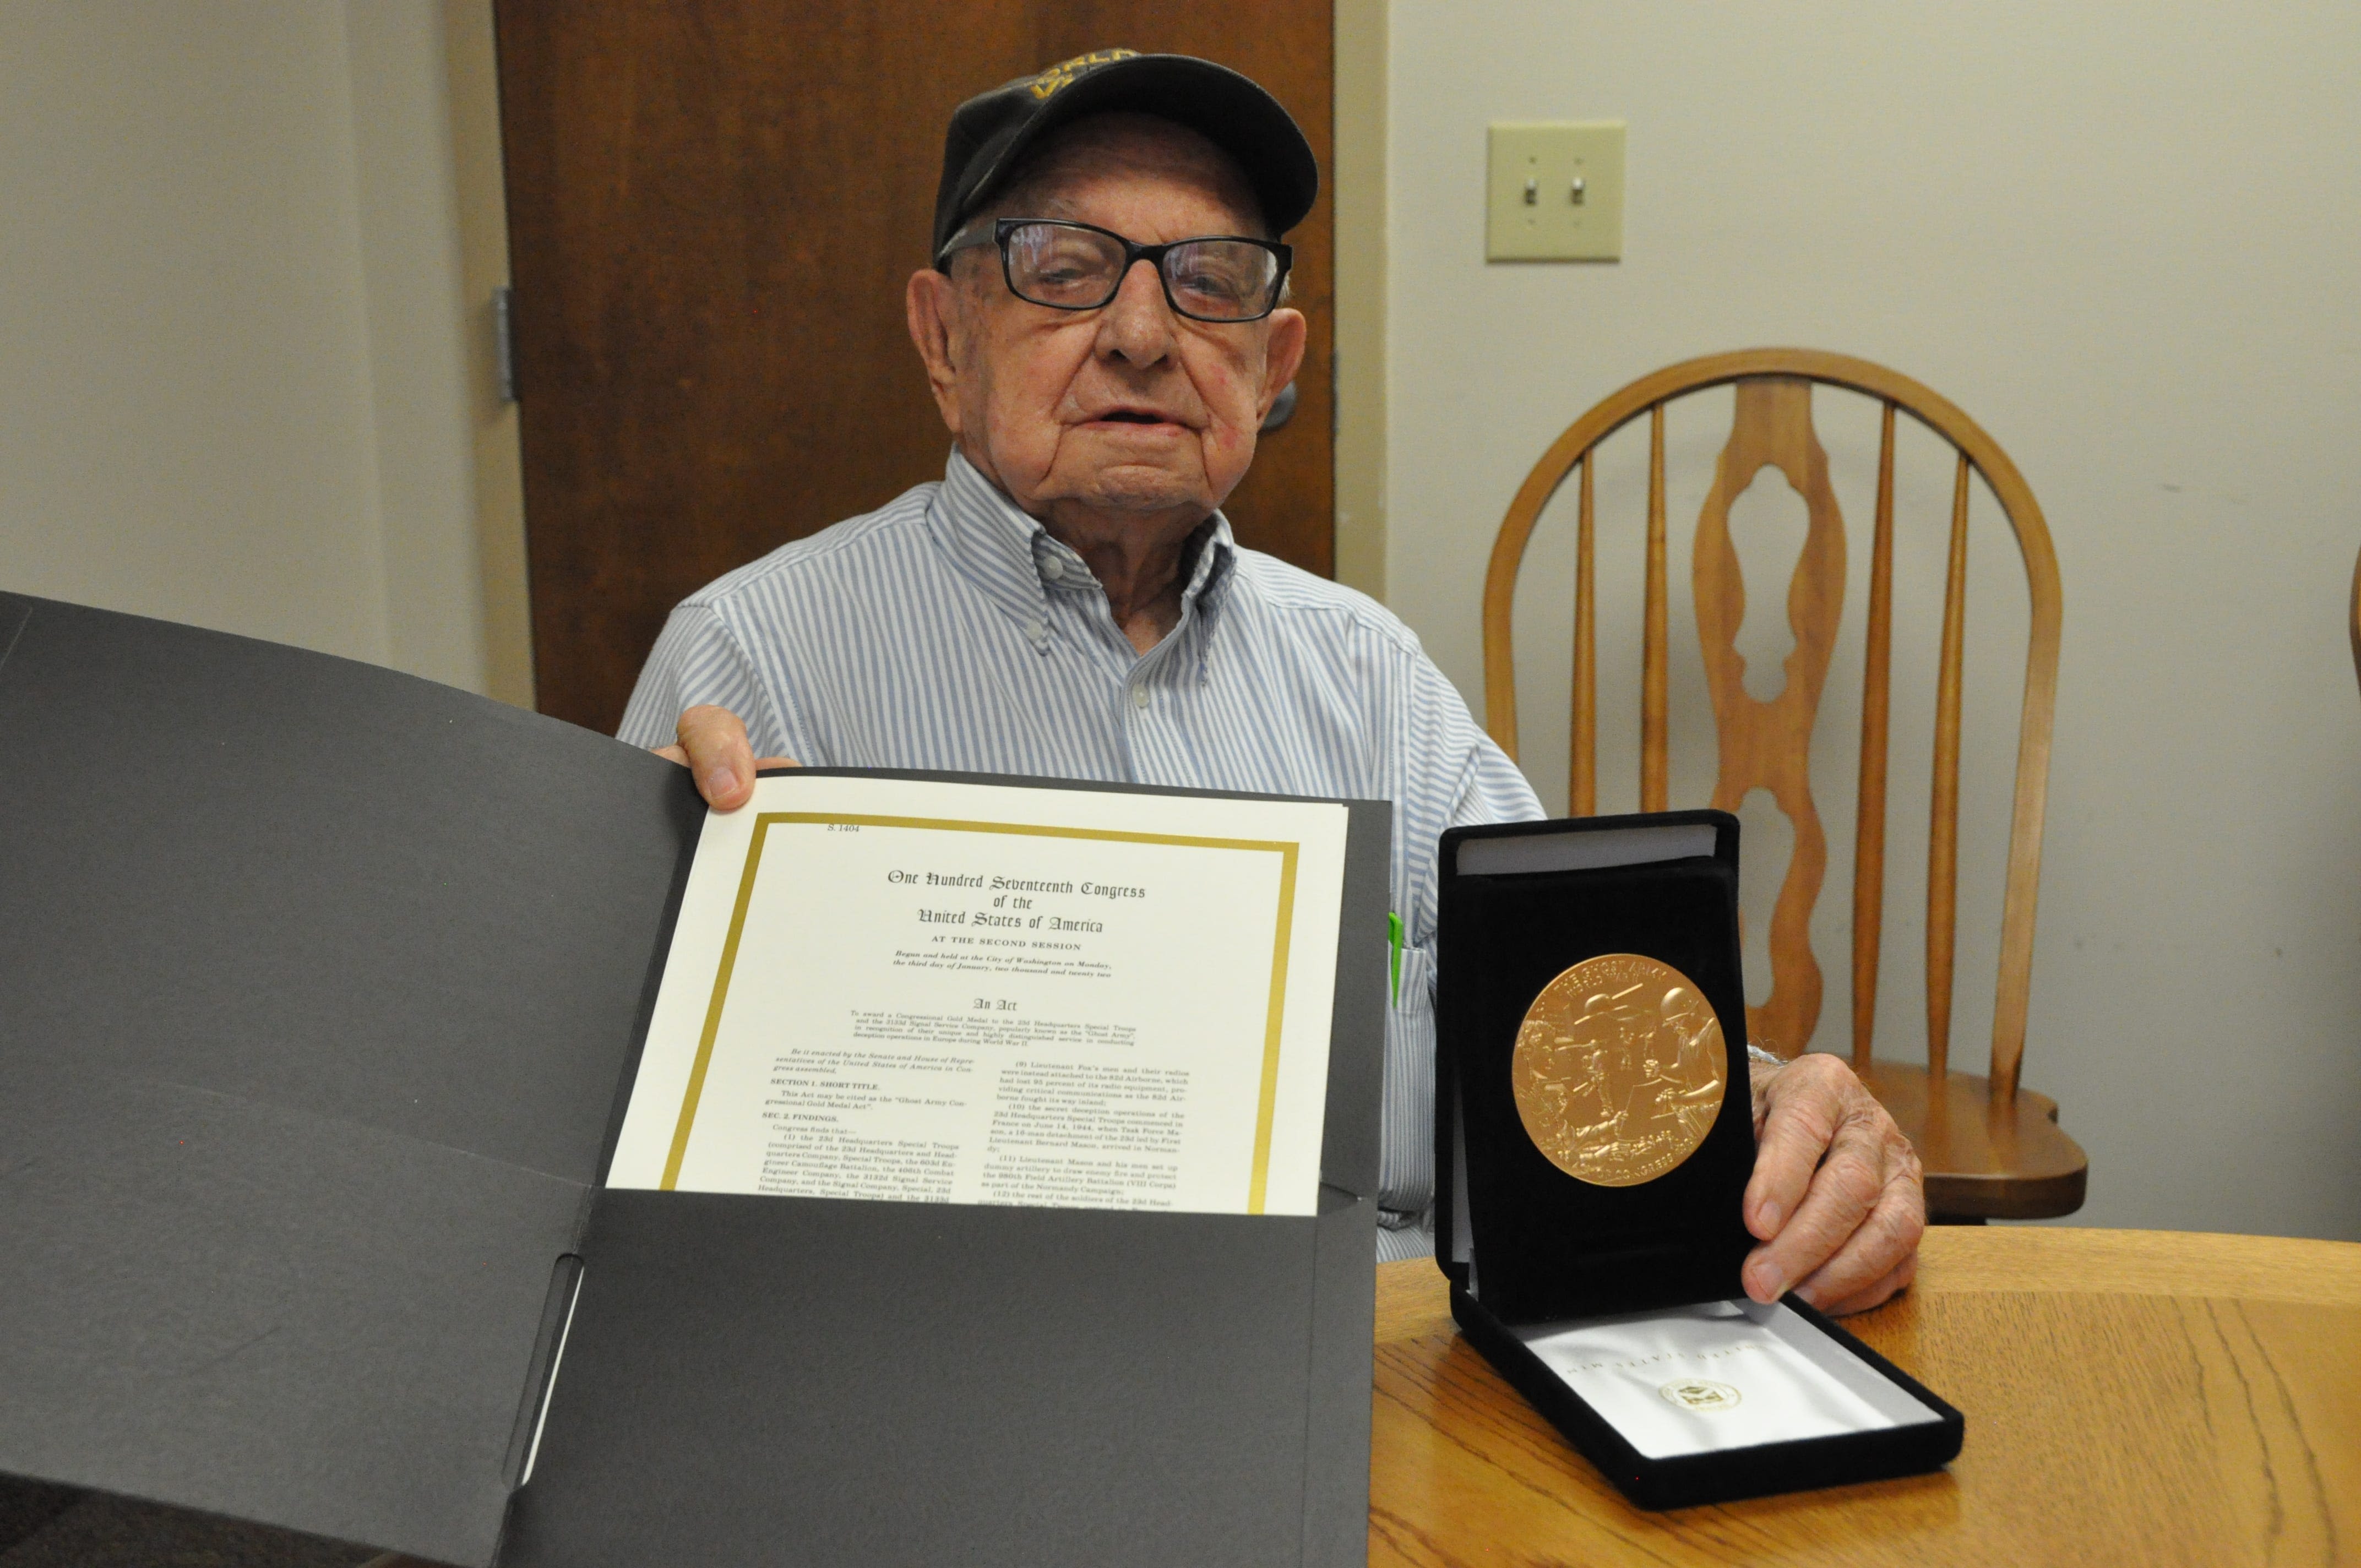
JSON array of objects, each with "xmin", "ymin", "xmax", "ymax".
[{"xmin": 1392, "ymin": 943, "xmax": 1435, "ymax": 1020}]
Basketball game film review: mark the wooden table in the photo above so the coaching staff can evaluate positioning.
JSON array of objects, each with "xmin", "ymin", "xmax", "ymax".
[{"xmin": 1370, "ymin": 1228, "xmax": 2361, "ymax": 1567}]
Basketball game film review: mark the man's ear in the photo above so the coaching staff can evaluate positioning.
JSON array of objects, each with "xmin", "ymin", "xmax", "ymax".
[
  {"xmin": 905, "ymin": 268, "xmax": 966, "ymax": 437},
  {"xmin": 1255, "ymin": 307, "xmax": 1310, "ymax": 424}
]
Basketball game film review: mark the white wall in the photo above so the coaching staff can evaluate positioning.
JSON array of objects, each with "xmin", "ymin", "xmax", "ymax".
[
  {"xmin": 1385, "ymin": 2, "xmax": 2361, "ymax": 1240},
  {"xmin": 0, "ymin": 1, "xmax": 505, "ymax": 694}
]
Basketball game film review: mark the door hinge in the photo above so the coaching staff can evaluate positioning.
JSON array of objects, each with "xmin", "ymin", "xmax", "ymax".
[{"xmin": 493, "ymin": 286, "xmax": 519, "ymax": 404}]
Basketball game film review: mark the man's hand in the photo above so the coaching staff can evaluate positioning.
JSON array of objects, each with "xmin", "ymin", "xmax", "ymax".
[
  {"xmin": 1741, "ymin": 1053, "xmax": 1925, "ymax": 1316},
  {"xmin": 652, "ymin": 705, "xmax": 797, "ymax": 809}
]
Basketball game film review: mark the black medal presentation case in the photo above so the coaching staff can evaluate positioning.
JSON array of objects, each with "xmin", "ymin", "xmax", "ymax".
[{"xmin": 1435, "ymin": 809, "xmax": 1963, "ymax": 1509}]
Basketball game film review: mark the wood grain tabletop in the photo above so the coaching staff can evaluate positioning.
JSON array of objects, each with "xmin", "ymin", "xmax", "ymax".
[{"xmin": 1370, "ymin": 1227, "xmax": 2361, "ymax": 1567}]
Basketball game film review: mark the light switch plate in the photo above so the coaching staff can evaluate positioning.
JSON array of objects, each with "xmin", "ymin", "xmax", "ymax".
[{"xmin": 1487, "ymin": 121, "xmax": 1625, "ymax": 262}]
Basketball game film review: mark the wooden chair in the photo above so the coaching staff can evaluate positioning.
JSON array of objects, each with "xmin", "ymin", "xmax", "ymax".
[{"xmin": 1482, "ymin": 348, "xmax": 2086, "ymax": 1221}]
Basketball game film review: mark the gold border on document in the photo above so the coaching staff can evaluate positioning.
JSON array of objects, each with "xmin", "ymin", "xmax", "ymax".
[{"xmin": 659, "ymin": 813, "xmax": 1304, "ymax": 1213}]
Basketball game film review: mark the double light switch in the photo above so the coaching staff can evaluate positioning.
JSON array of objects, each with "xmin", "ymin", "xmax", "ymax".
[{"xmin": 1487, "ymin": 121, "xmax": 1625, "ymax": 262}]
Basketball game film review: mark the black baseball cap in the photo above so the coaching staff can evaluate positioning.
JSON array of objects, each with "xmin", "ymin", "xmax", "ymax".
[{"xmin": 932, "ymin": 49, "xmax": 1319, "ymax": 260}]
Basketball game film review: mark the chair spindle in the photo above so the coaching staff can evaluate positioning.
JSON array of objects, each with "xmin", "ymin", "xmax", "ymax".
[
  {"xmin": 1851, "ymin": 403, "xmax": 1897, "ymax": 1070},
  {"xmin": 1570, "ymin": 455, "xmax": 1597, "ymax": 816},
  {"xmin": 1568, "ymin": 453, "xmax": 1605, "ymax": 812},
  {"xmin": 1641, "ymin": 404, "xmax": 1669, "ymax": 812},
  {"xmin": 1925, "ymin": 453, "xmax": 1971, "ymax": 1082}
]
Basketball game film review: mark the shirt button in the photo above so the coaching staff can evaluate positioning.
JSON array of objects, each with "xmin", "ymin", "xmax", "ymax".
[
  {"xmin": 1130, "ymin": 684, "xmax": 1150, "ymax": 709},
  {"xmin": 1042, "ymin": 557, "xmax": 1064, "ymax": 582},
  {"xmin": 1023, "ymin": 617, "xmax": 1045, "ymax": 641}
]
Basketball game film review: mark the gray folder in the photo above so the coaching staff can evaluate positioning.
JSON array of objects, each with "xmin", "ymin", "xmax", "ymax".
[{"xmin": 0, "ymin": 593, "xmax": 1385, "ymax": 1567}]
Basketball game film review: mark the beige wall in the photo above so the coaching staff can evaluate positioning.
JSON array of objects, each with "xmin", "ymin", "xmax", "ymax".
[
  {"xmin": 0, "ymin": 1, "xmax": 521, "ymax": 699},
  {"xmin": 1383, "ymin": 2, "xmax": 2361, "ymax": 1240}
]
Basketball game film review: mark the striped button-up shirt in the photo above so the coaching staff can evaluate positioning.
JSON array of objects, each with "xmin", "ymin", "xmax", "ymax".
[{"xmin": 619, "ymin": 450, "xmax": 1542, "ymax": 1259}]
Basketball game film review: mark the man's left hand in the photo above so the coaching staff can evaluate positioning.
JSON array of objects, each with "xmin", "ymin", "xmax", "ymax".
[{"xmin": 1741, "ymin": 1054, "xmax": 1925, "ymax": 1315}]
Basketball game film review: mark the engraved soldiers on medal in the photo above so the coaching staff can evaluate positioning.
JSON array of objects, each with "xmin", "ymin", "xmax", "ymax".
[{"xmin": 1510, "ymin": 953, "xmax": 1728, "ymax": 1187}]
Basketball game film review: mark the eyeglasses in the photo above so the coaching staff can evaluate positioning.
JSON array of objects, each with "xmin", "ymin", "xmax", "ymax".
[{"xmin": 940, "ymin": 219, "xmax": 1292, "ymax": 324}]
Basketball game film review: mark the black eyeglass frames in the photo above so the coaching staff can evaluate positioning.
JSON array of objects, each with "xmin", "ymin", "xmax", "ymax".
[{"xmin": 940, "ymin": 218, "xmax": 1292, "ymax": 324}]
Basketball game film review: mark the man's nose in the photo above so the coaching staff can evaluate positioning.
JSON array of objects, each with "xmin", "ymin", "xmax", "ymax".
[{"xmin": 1094, "ymin": 258, "xmax": 1176, "ymax": 365}]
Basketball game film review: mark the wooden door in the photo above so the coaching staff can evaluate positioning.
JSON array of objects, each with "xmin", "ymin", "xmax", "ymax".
[{"xmin": 494, "ymin": 3, "xmax": 1335, "ymax": 734}]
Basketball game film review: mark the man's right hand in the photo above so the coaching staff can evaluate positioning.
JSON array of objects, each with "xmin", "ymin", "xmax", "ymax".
[{"xmin": 652, "ymin": 704, "xmax": 798, "ymax": 810}]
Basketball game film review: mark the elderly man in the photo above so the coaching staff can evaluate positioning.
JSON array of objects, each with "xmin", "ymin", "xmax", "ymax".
[{"xmin": 621, "ymin": 50, "xmax": 1924, "ymax": 1314}]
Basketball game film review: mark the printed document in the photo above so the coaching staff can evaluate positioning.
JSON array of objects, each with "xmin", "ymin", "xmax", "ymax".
[{"xmin": 606, "ymin": 774, "xmax": 1349, "ymax": 1216}]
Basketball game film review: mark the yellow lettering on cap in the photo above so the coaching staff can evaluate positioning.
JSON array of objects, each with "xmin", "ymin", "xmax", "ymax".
[{"xmin": 1029, "ymin": 47, "xmax": 1140, "ymax": 99}]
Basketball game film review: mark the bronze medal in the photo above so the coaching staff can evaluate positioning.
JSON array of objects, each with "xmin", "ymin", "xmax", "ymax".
[{"xmin": 1510, "ymin": 953, "xmax": 1727, "ymax": 1187}]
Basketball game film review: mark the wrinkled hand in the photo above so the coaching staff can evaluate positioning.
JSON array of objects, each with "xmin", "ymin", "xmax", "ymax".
[
  {"xmin": 1740, "ymin": 1053, "xmax": 1924, "ymax": 1315},
  {"xmin": 651, "ymin": 704, "xmax": 798, "ymax": 809}
]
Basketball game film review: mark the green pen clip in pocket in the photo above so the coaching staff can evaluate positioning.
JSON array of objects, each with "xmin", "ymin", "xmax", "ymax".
[{"xmin": 1387, "ymin": 911, "xmax": 1403, "ymax": 1006}]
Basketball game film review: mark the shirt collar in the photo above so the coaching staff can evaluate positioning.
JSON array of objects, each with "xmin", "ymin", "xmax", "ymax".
[{"xmin": 928, "ymin": 448, "xmax": 1241, "ymax": 649}]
